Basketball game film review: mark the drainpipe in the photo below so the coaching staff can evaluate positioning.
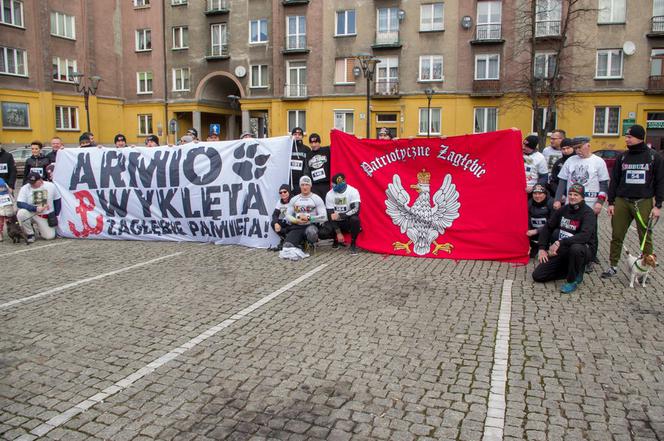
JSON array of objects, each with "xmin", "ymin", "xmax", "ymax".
[{"xmin": 162, "ymin": 0, "xmax": 169, "ymax": 143}]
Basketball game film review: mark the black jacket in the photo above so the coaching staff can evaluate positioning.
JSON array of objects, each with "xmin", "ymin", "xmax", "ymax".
[
  {"xmin": 23, "ymin": 154, "xmax": 51, "ymax": 184},
  {"xmin": 608, "ymin": 142, "xmax": 664, "ymax": 208},
  {"xmin": 528, "ymin": 197, "xmax": 554, "ymax": 230},
  {"xmin": 290, "ymin": 140, "xmax": 308, "ymax": 192},
  {"xmin": 548, "ymin": 153, "xmax": 573, "ymax": 196},
  {"xmin": 539, "ymin": 201, "xmax": 596, "ymax": 252},
  {"xmin": 0, "ymin": 148, "xmax": 17, "ymax": 189}
]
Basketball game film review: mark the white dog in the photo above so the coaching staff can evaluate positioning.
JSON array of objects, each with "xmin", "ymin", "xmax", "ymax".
[{"xmin": 625, "ymin": 251, "xmax": 658, "ymax": 288}]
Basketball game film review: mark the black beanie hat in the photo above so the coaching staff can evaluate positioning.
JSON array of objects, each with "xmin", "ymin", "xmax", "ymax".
[
  {"xmin": 279, "ymin": 184, "xmax": 291, "ymax": 194},
  {"xmin": 627, "ymin": 124, "xmax": 645, "ymax": 140},
  {"xmin": 524, "ymin": 135, "xmax": 539, "ymax": 149},
  {"xmin": 560, "ymin": 138, "xmax": 573, "ymax": 148}
]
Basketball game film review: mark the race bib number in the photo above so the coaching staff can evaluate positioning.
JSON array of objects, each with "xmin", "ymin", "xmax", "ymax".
[
  {"xmin": 531, "ymin": 217, "xmax": 547, "ymax": 228},
  {"xmin": 559, "ymin": 230, "xmax": 574, "ymax": 240},
  {"xmin": 0, "ymin": 194, "xmax": 11, "ymax": 207},
  {"xmin": 32, "ymin": 167, "xmax": 44, "ymax": 177},
  {"xmin": 0, "ymin": 163, "xmax": 7, "ymax": 174},
  {"xmin": 335, "ymin": 204, "xmax": 348, "ymax": 213},
  {"xmin": 290, "ymin": 160, "xmax": 303, "ymax": 171},
  {"xmin": 311, "ymin": 168, "xmax": 326, "ymax": 181},
  {"xmin": 625, "ymin": 170, "xmax": 646, "ymax": 184}
]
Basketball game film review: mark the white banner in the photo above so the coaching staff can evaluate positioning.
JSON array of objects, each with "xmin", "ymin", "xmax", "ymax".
[{"xmin": 52, "ymin": 137, "xmax": 292, "ymax": 248}]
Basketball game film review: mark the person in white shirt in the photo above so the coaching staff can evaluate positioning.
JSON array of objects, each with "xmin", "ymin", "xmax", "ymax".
[
  {"xmin": 542, "ymin": 129, "xmax": 566, "ymax": 174},
  {"xmin": 16, "ymin": 171, "xmax": 62, "ymax": 242},
  {"xmin": 554, "ymin": 136, "xmax": 610, "ymax": 269},
  {"xmin": 284, "ymin": 176, "xmax": 327, "ymax": 250},
  {"xmin": 523, "ymin": 135, "xmax": 548, "ymax": 194},
  {"xmin": 325, "ymin": 173, "xmax": 362, "ymax": 254}
]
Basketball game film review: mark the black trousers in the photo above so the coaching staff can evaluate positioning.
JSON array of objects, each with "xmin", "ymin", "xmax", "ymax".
[
  {"xmin": 285, "ymin": 224, "xmax": 319, "ymax": 248},
  {"xmin": 327, "ymin": 215, "xmax": 361, "ymax": 242},
  {"xmin": 532, "ymin": 243, "xmax": 591, "ymax": 283},
  {"xmin": 271, "ymin": 220, "xmax": 290, "ymax": 240}
]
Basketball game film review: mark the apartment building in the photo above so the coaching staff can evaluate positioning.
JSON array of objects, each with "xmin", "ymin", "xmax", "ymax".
[{"xmin": 1, "ymin": 0, "xmax": 664, "ymax": 151}]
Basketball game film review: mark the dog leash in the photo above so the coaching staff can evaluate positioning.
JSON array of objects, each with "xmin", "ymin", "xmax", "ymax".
[{"xmin": 633, "ymin": 200, "xmax": 660, "ymax": 252}]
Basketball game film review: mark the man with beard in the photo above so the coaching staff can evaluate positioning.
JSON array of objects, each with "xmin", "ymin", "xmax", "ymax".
[
  {"xmin": 289, "ymin": 127, "xmax": 308, "ymax": 195},
  {"xmin": 305, "ymin": 133, "xmax": 331, "ymax": 199}
]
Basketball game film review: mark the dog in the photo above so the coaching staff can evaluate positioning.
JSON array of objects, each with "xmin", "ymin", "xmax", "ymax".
[
  {"xmin": 625, "ymin": 251, "xmax": 658, "ymax": 288},
  {"xmin": 5, "ymin": 215, "xmax": 29, "ymax": 245}
]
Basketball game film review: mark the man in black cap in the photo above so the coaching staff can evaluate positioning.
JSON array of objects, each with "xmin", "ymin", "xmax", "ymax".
[
  {"xmin": 324, "ymin": 173, "xmax": 362, "ymax": 254},
  {"xmin": 523, "ymin": 134, "xmax": 548, "ymax": 194},
  {"xmin": 79, "ymin": 133, "xmax": 93, "ymax": 148},
  {"xmin": 16, "ymin": 171, "xmax": 62, "ymax": 242},
  {"xmin": 289, "ymin": 127, "xmax": 308, "ymax": 195},
  {"xmin": 145, "ymin": 134, "xmax": 159, "ymax": 147},
  {"xmin": 602, "ymin": 124, "xmax": 664, "ymax": 278},
  {"xmin": 532, "ymin": 183, "xmax": 596, "ymax": 294},
  {"xmin": 305, "ymin": 132, "xmax": 331, "ymax": 200},
  {"xmin": 114, "ymin": 134, "xmax": 127, "ymax": 148}
]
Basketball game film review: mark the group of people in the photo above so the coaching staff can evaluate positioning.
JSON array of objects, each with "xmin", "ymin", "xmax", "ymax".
[{"xmin": 524, "ymin": 125, "xmax": 663, "ymax": 293}]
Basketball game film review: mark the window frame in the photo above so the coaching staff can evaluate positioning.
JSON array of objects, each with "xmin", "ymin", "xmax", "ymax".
[
  {"xmin": 419, "ymin": 3, "xmax": 444, "ymax": 32},
  {"xmin": 593, "ymin": 106, "xmax": 621, "ymax": 136},
  {"xmin": 333, "ymin": 110, "xmax": 355, "ymax": 134},
  {"xmin": 249, "ymin": 19, "xmax": 268, "ymax": 44},
  {"xmin": 136, "ymin": 71, "xmax": 153, "ymax": 95},
  {"xmin": 532, "ymin": 107, "xmax": 558, "ymax": 135},
  {"xmin": 172, "ymin": 67, "xmax": 190, "ymax": 92},
  {"xmin": 138, "ymin": 114, "xmax": 153, "ymax": 136},
  {"xmin": 474, "ymin": 107, "xmax": 498, "ymax": 133},
  {"xmin": 0, "ymin": 46, "xmax": 28, "ymax": 77},
  {"xmin": 286, "ymin": 15, "xmax": 306, "ymax": 50},
  {"xmin": 55, "ymin": 105, "xmax": 79, "ymax": 131},
  {"xmin": 476, "ymin": 1, "xmax": 502, "ymax": 39},
  {"xmin": 335, "ymin": 9, "xmax": 356, "ymax": 36},
  {"xmin": 595, "ymin": 49, "xmax": 623, "ymax": 79},
  {"xmin": 474, "ymin": 54, "xmax": 500, "ymax": 80},
  {"xmin": 133, "ymin": 0, "xmax": 150, "ymax": 7},
  {"xmin": 334, "ymin": 58, "xmax": 356, "ymax": 85},
  {"xmin": 52, "ymin": 57, "xmax": 77, "ymax": 83},
  {"xmin": 171, "ymin": 0, "xmax": 187, "ymax": 5},
  {"xmin": 210, "ymin": 23, "xmax": 228, "ymax": 56},
  {"xmin": 135, "ymin": 29, "xmax": 152, "ymax": 52},
  {"xmin": 418, "ymin": 55, "xmax": 444, "ymax": 82},
  {"xmin": 418, "ymin": 107, "xmax": 441, "ymax": 135},
  {"xmin": 50, "ymin": 11, "xmax": 76, "ymax": 40},
  {"xmin": 172, "ymin": 26, "xmax": 188, "ymax": 50},
  {"xmin": 534, "ymin": 52, "xmax": 557, "ymax": 79},
  {"xmin": 0, "ymin": 0, "xmax": 24, "ymax": 28},
  {"xmin": 287, "ymin": 110, "xmax": 306, "ymax": 133},
  {"xmin": 250, "ymin": 64, "xmax": 268, "ymax": 88},
  {"xmin": 598, "ymin": 0, "xmax": 626, "ymax": 24}
]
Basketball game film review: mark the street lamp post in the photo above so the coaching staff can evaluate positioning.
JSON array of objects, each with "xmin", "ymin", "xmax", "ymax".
[
  {"xmin": 72, "ymin": 73, "xmax": 102, "ymax": 134},
  {"xmin": 354, "ymin": 55, "xmax": 380, "ymax": 139},
  {"xmin": 424, "ymin": 88, "xmax": 435, "ymax": 138}
]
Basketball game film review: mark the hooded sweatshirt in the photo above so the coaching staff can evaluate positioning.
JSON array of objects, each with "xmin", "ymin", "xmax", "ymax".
[
  {"xmin": 608, "ymin": 142, "xmax": 664, "ymax": 208},
  {"xmin": 538, "ymin": 200, "xmax": 597, "ymax": 252}
]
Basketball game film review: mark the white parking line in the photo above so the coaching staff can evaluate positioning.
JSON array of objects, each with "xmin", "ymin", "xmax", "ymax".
[
  {"xmin": 0, "ymin": 241, "xmax": 67, "ymax": 257},
  {"xmin": 14, "ymin": 263, "xmax": 328, "ymax": 441},
  {"xmin": 482, "ymin": 279, "xmax": 513, "ymax": 441},
  {"xmin": 0, "ymin": 252, "xmax": 183, "ymax": 310}
]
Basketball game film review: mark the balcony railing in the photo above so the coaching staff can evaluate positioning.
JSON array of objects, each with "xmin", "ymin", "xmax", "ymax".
[
  {"xmin": 282, "ymin": 0, "xmax": 310, "ymax": 4},
  {"xmin": 648, "ymin": 75, "xmax": 664, "ymax": 92},
  {"xmin": 375, "ymin": 80, "xmax": 400, "ymax": 96},
  {"xmin": 535, "ymin": 20, "xmax": 561, "ymax": 37},
  {"xmin": 472, "ymin": 79, "xmax": 501, "ymax": 95},
  {"xmin": 284, "ymin": 83, "xmax": 307, "ymax": 98},
  {"xmin": 285, "ymin": 35, "xmax": 307, "ymax": 51},
  {"xmin": 206, "ymin": 44, "xmax": 229, "ymax": 59},
  {"xmin": 205, "ymin": 0, "xmax": 229, "ymax": 14},
  {"xmin": 652, "ymin": 16, "xmax": 664, "ymax": 33},
  {"xmin": 374, "ymin": 30, "xmax": 400, "ymax": 46},
  {"xmin": 476, "ymin": 23, "xmax": 502, "ymax": 40}
]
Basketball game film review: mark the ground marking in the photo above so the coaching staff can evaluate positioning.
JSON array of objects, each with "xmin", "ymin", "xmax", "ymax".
[
  {"xmin": 482, "ymin": 279, "xmax": 513, "ymax": 441},
  {"xmin": 0, "ymin": 241, "xmax": 67, "ymax": 257},
  {"xmin": 0, "ymin": 252, "xmax": 183, "ymax": 310},
  {"xmin": 15, "ymin": 263, "xmax": 328, "ymax": 441}
]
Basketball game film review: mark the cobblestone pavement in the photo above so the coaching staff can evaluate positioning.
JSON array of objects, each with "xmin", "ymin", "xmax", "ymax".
[{"xmin": 1, "ymin": 215, "xmax": 663, "ymax": 441}]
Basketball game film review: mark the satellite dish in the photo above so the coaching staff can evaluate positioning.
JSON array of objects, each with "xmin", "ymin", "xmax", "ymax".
[{"xmin": 623, "ymin": 41, "xmax": 636, "ymax": 56}]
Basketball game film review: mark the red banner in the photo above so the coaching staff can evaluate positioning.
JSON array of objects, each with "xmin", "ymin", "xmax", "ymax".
[{"xmin": 330, "ymin": 129, "xmax": 529, "ymax": 263}]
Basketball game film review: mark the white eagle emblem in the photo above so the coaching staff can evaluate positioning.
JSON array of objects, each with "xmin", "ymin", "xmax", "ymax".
[{"xmin": 385, "ymin": 170, "xmax": 461, "ymax": 255}]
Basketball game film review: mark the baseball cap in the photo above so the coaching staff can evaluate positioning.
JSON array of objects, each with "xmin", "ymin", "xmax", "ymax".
[
  {"xmin": 532, "ymin": 184, "xmax": 546, "ymax": 194},
  {"xmin": 524, "ymin": 135, "xmax": 539, "ymax": 149},
  {"xmin": 299, "ymin": 176, "xmax": 312, "ymax": 186},
  {"xmin": 27, "ymin": 170, "xmax": 42, "ymax": 183},
  {"xmin": 568, "ymin": 183, "xmax": 585, "ymax": 196}
]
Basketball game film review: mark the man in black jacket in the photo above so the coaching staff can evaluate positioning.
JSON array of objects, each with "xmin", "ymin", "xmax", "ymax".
[
  {"xmin": 532, "ymin": 183, "xmax": 596, "ymax": 293},
  {"xmin": 0, "ymin": 146, "xmax": 17, "ymax": 192},
  {"xmin": 289, "ymin": 127, "xmax": 308, "ymax": 195},
  {"xmin": 305, "ymin": 133, "xmax": 331, "ymax": 200},
  {"xmin": 23, "ymin": 141, "xmax": 51, "ymax": 185},
  {"xmin": 602, "ymin": 125, "xmax": 664, "ymax": 278}
]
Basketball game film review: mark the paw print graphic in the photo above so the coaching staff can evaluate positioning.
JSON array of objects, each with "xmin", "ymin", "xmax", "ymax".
[{"xmin": 232, "ymin": 142, "xmax": 270, "ymax": 181}]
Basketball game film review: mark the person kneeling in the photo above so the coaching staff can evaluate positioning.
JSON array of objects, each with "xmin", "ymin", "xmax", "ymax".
[
  {"xmin": 532, "ymin": 184, "xmax": 596, "ymax": 293},
  {"xmin": 284, "ymin": 176, "xmax": 327, "ymax": 251},
  {"xmin": 16, "ymin": 171, "xmax": 62, "ymax": 242},
  {"xmin": 271, "ymin": 184, "xmax": 292, "ymax": 250},
  {"xmin": 325, "ymin": 173, "xmax": 361, "ymax": 255}
]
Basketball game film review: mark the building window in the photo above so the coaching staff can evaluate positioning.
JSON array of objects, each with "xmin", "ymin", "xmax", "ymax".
[
  {"xmin": 651, "ymin": 49, "xmax": 664, "ymax": 76},
  {"xmin": 50, "ymin": 11, "xmax": 75, "ymax": 39},
  {"xmin": 286, "ymin": 61, "xmax": 307, "ymax": 97},
  {"xmin": 535, "ymin": 0, "xmax": 562, "ymax": 37},
  {"xmin": 250, "ymin": 64, "xmax": 268, "ymax": 88},
  {"xmin": 377, "ymin": 7, "xmax": 399, "ymax": 44},
  {"xmin": 334, "ymin": 58, "xmax": 355, "ymax": 84},
  {"xmin": 1, "ymin": 0, "xmax": 23, "ymax": 27},
  {"xmin": 0, "ymin": 46, "xmax": 27, "ymax": 76},
  {"xmin": 419, "ymin": 55, "xmax": 443, "ymax": 81},
  {"xmin": 172, "ymin": 26, "xmax": 188, "ymax": 49},
  {"xmin": 210, "ymin": 23, "xmax": 228, "ymax": 56},
  {"xmin": 596, "ymin": 49, "xmax": 623, "ymax": 79},
  {"xmin": 172, "ymin": 67, "xmax": 190, "ymax": 91},
  {"xmin": 534, "ymin": 52, "xmax": 557, "ymax": 79},
  {"xmin": 533, "ymin": 107, "xmax": 557, "ymax": 134},
  {"xmin": 476, "ymin": 1, "xmax": 502, "ymax": 40},
  {"xmin": 598, "ymin": 0, "xmax": 625, "ymax": 23},
  {"xmin": 250, "ymin": 19, "xmax": 268, "ymax": 43},
  {"xmin": 136, "ymin": 71, "xmax": 153, "ymax": 94},
  {"xmin": 287, "ymin": 110, "xmax": 306, "ymax": 133},
  {"xmin": 138, "ymin": 114, "xmax": 153, "ymax": 135},
  {"xmin": 136, "ymin": 29, "xmax": 152, "ymax": 51},
  {"xmin": 475, "ymin": 54, "xmax": 500, "ymax": 80},
  {"xmin": 419, "ymin": 108, "xmax": 441, "ymax": 135},
  {"xmin": 594, "ymin": 107, "xmax": 620, "ymax": 135},
  {"xmin": 474, "ymin": 107, "xmax": 498, "ymax": 133},
  {"xmin": 334, "ymin": 111, "xmax": 354, "ymax": 133},
  {"xmin": 52, "ymin": 57, "xmax": 77, "ymax": 82},
  {"xmin": 55, "ymin": 106, "xmax": 78, "ymax": 130},
  {"xmin": 375, "ymin": 56, "xmax": 399, "ymax": 94},
  {"xmin": 171, "ymin": 0, "xmax": 187, "ymax": 4},
  {"xmin": 286, "ymin": 16, "xmax": 306, "ymax": 50},
  {"xmin": 207, "ymin": 0, "xmax": 226, "ymax": 11},
  {"xmin": 133, "ymin": 0, "xmax": 149, "ymax": 7},
  {"xmin": 335, "ymin": 9, "xmax": 356, "ymax": 36},
  {"xmin": 420, "ymin": 3, "xmax": 444, "ymax": 32}
]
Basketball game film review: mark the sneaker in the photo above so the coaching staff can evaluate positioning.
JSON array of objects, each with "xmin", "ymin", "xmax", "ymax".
[
  {"xmin": 349, "ymin": 244, "xmax": 358, "ymax": 255},
  {"xmin": 601, "ymin": 266, "xmax": 617, "ymax": 278},
  {"xmin": 27, "ymin": 235, "xmax": 35, "ymax": 243},
  {"xmin": 575, "ymin": 272, "xmax": 584, "ymax": 284},
  {"xmin": 584, "ymin": 262, "xmax": 594, "ymax": 274},
  {"xmin": 560, "ymin": 282, "xmax": 578, "ymax": 294}
]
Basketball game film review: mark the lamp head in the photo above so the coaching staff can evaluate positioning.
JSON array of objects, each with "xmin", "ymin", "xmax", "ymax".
[{"xmin": 424, "ymin": 88, "xmax": 435, "ymax": 99}]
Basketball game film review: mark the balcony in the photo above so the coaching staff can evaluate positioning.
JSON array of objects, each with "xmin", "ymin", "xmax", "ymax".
[
  {"xmin": 205, "ymin": 44, "xmax": 229, "ymax": 60},
  {"xmin": 205, "ymin": 0, "xmax": 229, "ymax": 15},
  {"xmin": 646, "ymin": 75, "xmax": 664, "ymax": 94},
  {"xmin": 283, "ymin": 36, "xmax": 309, "ymax": 54},
  {"xmin": 282, "ymin": 0, "xmax": 309, "ymax": 5},
  {"xmin": 284, "ymin": 84, "xmax": 307, "ymax": 99},
  {"xmin": 471, "ymin": 79, "xmax": 502, "ymax": 97},
  {"xmin": 372, "ymin": 31, "xmax": 402, "ymax": 49},
  {"xmin": 535, "ymin": 20, "xmax": 562, "ymax": 39},
  {"xmin": 648, "ymin": 16, "xmax": 664, "ymax": 37},
  {"xmin": 374, "ymin": 80, "xmax": 400, "ymax": 97},
  {"xmin": 471, "ymin": 24, "xmax": 504, "ymax": 44}
]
